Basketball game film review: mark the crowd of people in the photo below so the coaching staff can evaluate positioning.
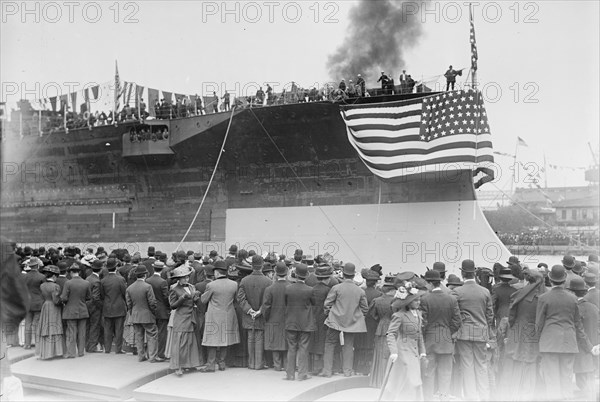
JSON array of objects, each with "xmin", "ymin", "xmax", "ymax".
[
  {"xmin": 498, "ymin": 230, "xmax": 599, "ymax": 247},
  {"xmin": 2, "ymin": 239, "xmax": 599, "ymax": 401}
]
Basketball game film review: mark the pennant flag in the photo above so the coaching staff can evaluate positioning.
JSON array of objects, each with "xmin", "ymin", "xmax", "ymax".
[
  {"xmin": 91, "ymin": 85, "xmax": 99, "ymax": 100},
  {"xmin": 59, "ymin": 94, "xmax": 68, "ymax": 112},
  {"xmin": 175, "ymin": 93, "xmax": 185, "ymax": 102},
  {"xmin": 517, "ymin": 136, "xmax": 528, "ymax": 147},
  {"xmin": 148, "ymin": 88, "xmax": 159, "ymax": 117},
  {"xmin": 340, "ymin": 90, "xmax": 494, "ymax": 181},
  {"xmin": 469, "ymin": 4, "xmax": 478, "ymax": 71},
  {"xmin": 162, "ymin": 91, "xmax": 172, "ymax": 103},
  {"xmin": 49, "ymin": 96, "xmax": 57, "ymax": 112},
  {"xmin": 136, "ymin": 84, "xmax": 145, "ymax": 100},
  {"xmin": 114, "ymin": 61, "xmax": 121, "ymax": 120}
]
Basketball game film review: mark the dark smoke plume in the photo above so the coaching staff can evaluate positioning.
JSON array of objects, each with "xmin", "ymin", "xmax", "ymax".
[{"xmin": 327, "ymin": 0, "xmax": 427, "ymax": 83}]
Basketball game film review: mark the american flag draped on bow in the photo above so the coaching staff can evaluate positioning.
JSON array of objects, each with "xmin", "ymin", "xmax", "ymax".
[
  {"xmin": 340, "ymin": 90, "xmax": 494, "ymax": 182},
  {"xmin": 470, "ymin": 4, "xmax": 478, "ymax": 71}
]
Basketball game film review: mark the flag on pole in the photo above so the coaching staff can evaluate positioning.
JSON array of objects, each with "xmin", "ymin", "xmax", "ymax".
[
  {"xmin": 517, "ymin": 136, "xmax": 528, "ymax": 147},
  {"xmin": 469, "ymin": 4, "xmax": 478, "ymax": 71},
  {"xmin": 340, "ymin": 89, "xmax": 494, "ymax": 181},
  {"xmin": 114, "ymin": 60, "xmax": 121, "ymax": 124}
]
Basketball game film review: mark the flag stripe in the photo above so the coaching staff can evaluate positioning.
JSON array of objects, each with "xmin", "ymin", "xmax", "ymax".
[
  {"xmin": 352, "ymin": 133, "xmax": 491, "ymax": 149},
  {"xmin": 356, "ymin": 140, "xmax": 493, "ymax": 158}
]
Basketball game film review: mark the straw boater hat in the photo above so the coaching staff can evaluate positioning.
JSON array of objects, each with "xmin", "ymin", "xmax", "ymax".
[{"xmin": 316, "ymin": 265, "xmax": 333, "ymax": 279}]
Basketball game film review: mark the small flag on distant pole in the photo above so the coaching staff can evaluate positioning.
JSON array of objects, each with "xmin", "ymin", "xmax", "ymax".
[
  {"xmin": 517, "ymin": 136, "xmax": 528, "ymax": 147},
  {"xmin": 469, "ymin": 4, "xmax": 478, "ymax": 71}
]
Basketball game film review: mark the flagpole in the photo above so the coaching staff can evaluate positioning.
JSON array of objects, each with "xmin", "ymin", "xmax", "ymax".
[
  {"xmin": 511, "ymin": 139, "xmax": 518, "ymax": 195},
  {"xmin": 38, "ymin": 108, "xmax": 42, "ymax": 136}
]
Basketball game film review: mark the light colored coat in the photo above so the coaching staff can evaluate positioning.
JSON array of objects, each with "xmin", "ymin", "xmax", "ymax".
[
  {"xmin": 324, "ymin": 279, "xmax": 368, "ymax": 333},
  {"xmin": 126, "ymin": 279, "xmax": 157, "ymax": 324},
  {"xmin": 201, "ymin": 277, "xmax": 240, "ymax": 347}
]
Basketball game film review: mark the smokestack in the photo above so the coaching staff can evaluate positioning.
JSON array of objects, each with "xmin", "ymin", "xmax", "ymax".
[{"xmin": 327, "ymin": 0, "xmax": 427, "ymax": 84}]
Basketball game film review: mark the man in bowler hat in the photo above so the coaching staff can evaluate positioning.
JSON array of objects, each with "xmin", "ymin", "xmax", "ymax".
[
  {"xmin": 86, "ymin": 259, "xmax": 104, "ymax": 353},
  {"xmin": 61, "ymin": 264, "xmax": 92, "ymax": 357},
  {"xmin": 126, "ymin": 265, "xmax": 160, "ymax": 362},
  {"xmin": 321, "ymin": 262, "xmax": 369, "ymax": 377},
  {"xmin": 23, "ymin": 258, "xmax": 45, "ymax": 349},
  {"xmin": 262, "ymin": 262, "xmax": 290, "ymax": 372},
  {"xmin": 536, "ymin": 265, "xmax": 596, "ymax": 400},
  {"xmin": 237, "ymin": 255, "xmax": 273, "ymax": 369},
  {"xmin": 451, "ymin": 259, "xmax": 494, "ymax": 401},
  {"xmin": 146, "ymin": 261, "xmax": 170, "ymax": 359},
  {"xmin": 100, "ymin": 258, "xmax": 127, "ymax": 354},
  {"xmin": 421, "ymin": 269, "xmax": 462, "ymax": 400},
  {"xmin": 283, "ymin": 263, "xmax": 316, "ymax": 381}
]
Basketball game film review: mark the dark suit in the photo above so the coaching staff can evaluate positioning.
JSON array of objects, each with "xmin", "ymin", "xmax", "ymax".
[
  {"xmin": 284, "ymin": 280, "xmax": 316, "ymax": 379},
  {"xmin": 24, "ymin": 269, "xmax": 45, "ymax": 347},
  {"xmin": 451, "ymin": 280, "xmax": 493, "ymax": 401},
  {"xmin": 146, "ymin": 273, "xmax": 170, "ymax": 358},
  {"xmin": 126, "ymin": 279, "xmax": 158, "ymax": 361},
  {"xmin": 421, "ymin": 288, "xmax": 462, "ymax": 399},
  {"xmin": 86, "ymin": 273, "xmax": 103, "ymax": 352},
  {"xmin": 237, "ymin": 270, "xmax": 273, "ymax": 369},
  {"xmin": 262, "ymin": 279, "xmax": 290, "ymax": 370},
  {"xmin": 536, "ymin": 286, "xmax": 593, "ymax": 399},
  {"xmin": 100, "ymin": 272, "xmax": 127, "ymax": 353},
  {"xmin": 142, "ymin": 257, "xmax": 156, "ymax": 277},
  {"xmin": 61, "ymin": 276, "xmax": 91, "ymax": 357}
]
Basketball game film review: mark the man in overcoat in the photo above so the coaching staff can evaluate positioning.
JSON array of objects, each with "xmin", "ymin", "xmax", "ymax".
[
  {"xmin": 237, "ymin": 255, "xmax": 273, "ymax": 369},
  {"xmin": 536, "ymin": 265, "xmax": 594, "ymax": 400},
  {"xmin": 23, "ymin": 258, "xmax": 45, "ymax": 349},
  {"xmin": 146, "ymin": 261, "xmax": 170, "ymax": 359},
  {"xmin": 283, "ymin": 264, "xmax": 316, "ymax": 381},
  {"xmin": 451, "ymin": 259, "xmax": 494, "ymax": 401},
  {"xmin": 200, "ymin": 260, "xmax": 240, "ymax": 372},
  {"xmin": 262, "ymin": 262, "xmax": 290, "ymax": 371},
  {"xmin": 420, "ymin": 269, "xmax": 462, "ymax": 400},
  {"xmin": 86, "ymin": 259, "xmax": 104, "ymax": 352},
  {"xmin": 126, "ymin": 265, "xmax": 160, "ymax": 362},
  {"xmin": 100, "ymin": 258, "xmax": 127, "ymax": 353},
  {"xmin": 322, "ymin": 262, "xmax": 369, "ymax": 377},
  {"xmin": 61, "ymin": 264, "xmax": 91, "ymax": 358}
]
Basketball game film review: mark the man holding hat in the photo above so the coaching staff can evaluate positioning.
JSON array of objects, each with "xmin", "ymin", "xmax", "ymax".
[
  {"xmin": 262, "ymin": 262, "xmax": 290, "ymax": 372},
  {"xmin": 200, "ymin": 260, "xmax": 240, "ymax": 372},
  {"xmin": 126, "ymin": 265, "xmax": 159, "ymax": 362},
  {"xmin": 536, "ymin": 264, "xmax": 596, "ymax": 400},
  {"xmin": 61, "ymin": 263, "xmax": 92, "ymax": 358},
  {"xmin": 23, "ymin": 257, "xmax": 45, "ymax": 349},
  {"xmin": 283, "ymin": 263, "xmax": 316, "ymax": 381},
  {"xmin": 100, "ymin": 258, "xmax": 127, "ymax": 354},
  {"xmin": 420, "ymin": 269, "xmax": 462, "ymax": 400},
  {"xmin": 451, "ymin": 259, "xmax": 494, "ymax": 401},
  {"xmin": 322, "ymin": 262, "xmax": 369, "ymax": 378},
  {"xmin": 86, "ymin": 259, "xmax": 104, "ymax": 353},
  {"xmin": 146, "ymin": 261, "xmax": 170, "ymax": 360},
  {"xmin": 237, "ymin": 255, "xmax": 273, "ymax": 370}
]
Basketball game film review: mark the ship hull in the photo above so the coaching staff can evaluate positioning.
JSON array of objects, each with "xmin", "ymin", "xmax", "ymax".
[{"xmin": 1, "ymin": 94, "xmax": 510, "ymax": 270}]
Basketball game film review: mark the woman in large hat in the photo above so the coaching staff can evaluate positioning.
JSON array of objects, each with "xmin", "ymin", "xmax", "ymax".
[
  {"xmin": 369, "ymin": 274, "xmax": 397, "ymax": 387},
  {"xmin": 36, "ymin": 265, "xmax": 64, "ymax": 359},
  {"xmin": 381, "ymin": 280, "xmax": 426, "ymax": 401},
  {"xmin": 168, "ymin": 266, "xmax": 202, "ymax": 376}
]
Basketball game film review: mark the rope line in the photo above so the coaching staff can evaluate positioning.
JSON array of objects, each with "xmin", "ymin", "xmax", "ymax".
[
  {"xmin": 174, "ymin": 106, "xmax": 237, "ymax": 252},
  {"xmin": 248, "ymin": 108, "xmax": 366, "ymax": 267}
]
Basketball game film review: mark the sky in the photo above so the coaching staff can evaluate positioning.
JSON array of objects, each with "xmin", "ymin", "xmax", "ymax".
[{"xmin": 1, "ymin": 0, "xmax": 599, "ymax": 193}]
